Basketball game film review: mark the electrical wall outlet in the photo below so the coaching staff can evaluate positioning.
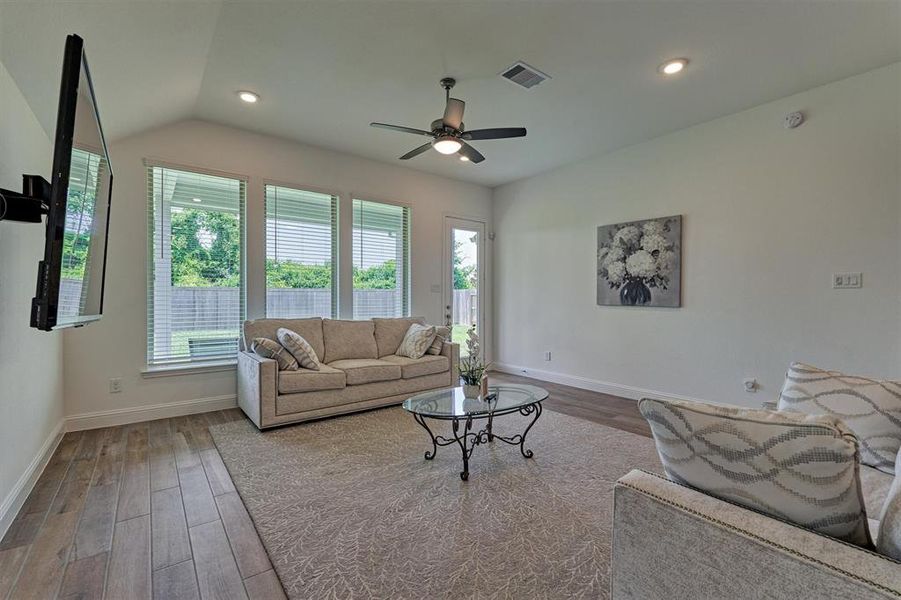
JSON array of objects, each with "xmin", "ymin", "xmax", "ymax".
[
  {"xmin": 109, "ymin": 378, "xmax": 122, "ymax": 393},
  {"xmin": 544, "ymin": 351, "xmax": 552, "ymax": 361},
  {"xmin": 833, "ymin": 272, "xmax": 863, "ymax": 289}
]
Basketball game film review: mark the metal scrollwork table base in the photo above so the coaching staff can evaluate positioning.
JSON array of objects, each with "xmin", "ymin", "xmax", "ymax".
[{"xmin": 402, "ymin": 384, "xmax": 548, "ymax": 481}]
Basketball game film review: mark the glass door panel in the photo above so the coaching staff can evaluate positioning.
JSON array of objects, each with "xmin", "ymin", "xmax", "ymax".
[{"xmin": 445, "ymin": 218, "xmax": 484, "ymax": 359}]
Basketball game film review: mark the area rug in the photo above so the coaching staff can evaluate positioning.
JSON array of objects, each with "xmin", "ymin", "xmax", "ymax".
[{"xmin": 209, "ymin": 406, "xmax": 662, "ymax": 599}]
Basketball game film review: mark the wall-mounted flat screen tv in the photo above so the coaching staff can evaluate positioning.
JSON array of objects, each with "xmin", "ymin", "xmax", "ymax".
[{"xmin": 31, "ymin": 34, "xmax": 113, "ymax": 330}]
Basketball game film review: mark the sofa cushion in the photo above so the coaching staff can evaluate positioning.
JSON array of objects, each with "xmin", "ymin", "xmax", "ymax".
[
  {"xmin": 639, "ymin": 397, "xmax": 872, "ymax": 547},
  {"xmin": 778, "ymin": 362, "xmax": 901, "ymax": 474},
  {"xmin": 278, "ymin": 364, "xmax": 345, "ymax": 394},
  {"xmin": 250, "ymin": 338, "xmax": 298, "ymax": 371},
  {"xmin": 396, "ymin": 324, "xmax": 437, "ymax": 360},
  {"xmin": 277, "ymin": 328, "xmax": 320, "ymax": 371},
  {"xmin": 426, "ymin": 325, "xmax": 451, "ymax": 355},
  {"xmin": 276, "ymin": 371, "xmax": 451, "ymax": 416},
  {"xmin": 328, "ymin": 359, "xmax": 401, "ymax": 385},
  {"xmin": 381, "ymin": 355, "xmax": 450, "ymax": 379},
  {"xmin": 243, "ymin": 317, "xmax": 324, "ymax": 361},
  {"xmin": 373, "ymin": 317, "xmax": 425, "ymax": 357},
  {"xmin": 322, "ymin": 320, "xmax": 378, "ymax": 363}
]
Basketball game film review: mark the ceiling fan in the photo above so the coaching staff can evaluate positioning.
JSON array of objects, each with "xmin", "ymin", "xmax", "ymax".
[{"xmin": 370, "ymin": 78, "xmax": 526, "ymax": 164}]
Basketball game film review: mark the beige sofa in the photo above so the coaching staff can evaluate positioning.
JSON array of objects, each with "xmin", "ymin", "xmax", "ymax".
[
  {"xmin": 612, "ymin": 467, "xmax": 901, "ymax": 598},
  {"xmin": 237, "ymin": 316, "xmax": 459, "ymax": 429}
]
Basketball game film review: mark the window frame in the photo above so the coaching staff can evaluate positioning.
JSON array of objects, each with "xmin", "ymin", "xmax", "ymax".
[
  {"xmin": 145, "ymin": 160, "xmax": 248, "ymax": 368},
  {"xmin": 263, "ymin": 180, "xmax": 340, "ymax": 319}
]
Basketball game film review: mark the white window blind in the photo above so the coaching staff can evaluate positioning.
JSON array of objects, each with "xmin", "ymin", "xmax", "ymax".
[
  {"xmin": 147, "ymin": 166, "xmax": 245, "ymax": 365},
  {"xmin": 352, "ymin": 199, "xmax": 410, "ymax": 319},
  {"xmin": 59, "ymin": 147, "xmax": 106, "ymax": 320},
  {"xmin": 265, "ymin": 185, "xmax": 338, "ymax": 318}
]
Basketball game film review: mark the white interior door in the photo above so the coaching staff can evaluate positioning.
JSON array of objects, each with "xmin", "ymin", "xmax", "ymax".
[{"xmin": 444, "ymin": 217, "xmax": 485, "ymax": 359}]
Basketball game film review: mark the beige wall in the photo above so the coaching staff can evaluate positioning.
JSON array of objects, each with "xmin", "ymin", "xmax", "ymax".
[
  {"xmin": 0, "ymin": 61, "xmax": 62, "ymax": 526},
  {"xmin": 492, "ymin": 63, "xmax": 901, "ymax": 406},
  {"xmin": 63, "ymin": 120, "xmax": 492, "ymax": 419}
]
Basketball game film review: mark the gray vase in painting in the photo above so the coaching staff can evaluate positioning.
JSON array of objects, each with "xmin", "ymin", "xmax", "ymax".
[{"xmin": 597, "ymin": 216, "xmax": 682, "ymax": 308}]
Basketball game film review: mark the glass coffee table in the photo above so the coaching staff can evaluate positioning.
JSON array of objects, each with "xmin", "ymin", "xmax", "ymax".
[{"xmin": 402, "ymin": 384, "xmax": 548, "ymax": 481}]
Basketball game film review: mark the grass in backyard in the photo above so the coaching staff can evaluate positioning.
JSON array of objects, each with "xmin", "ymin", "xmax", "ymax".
[{"xmin": 170, "ymin": 329, "xmax": 238, "ymax": 357}]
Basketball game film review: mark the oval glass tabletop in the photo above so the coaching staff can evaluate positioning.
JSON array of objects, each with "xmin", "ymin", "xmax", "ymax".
[{"xmin": 403, "ymin": 383, "xmax": 548, "ymax": 418}]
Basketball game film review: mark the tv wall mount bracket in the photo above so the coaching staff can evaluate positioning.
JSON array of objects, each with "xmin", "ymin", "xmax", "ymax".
[{"xmin": 0, "ymin": 175, "xmax": 51, "ymax": 223}]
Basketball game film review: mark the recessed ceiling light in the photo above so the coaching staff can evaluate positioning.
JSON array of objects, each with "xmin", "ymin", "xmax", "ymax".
[
  {"xmin": 459, "ymin": 155, "xmax": 470, "ymax": 162},
  {"xmin": 192, "ymin": 197, "xmax": 202, "ymax": 203},
  {"xmin": 658, "ymin": 58, "xmax": 688, "ymax": 76},
  {"xmin": 237, "ymin": 90, "xmax": 260, "ymax": 103}
]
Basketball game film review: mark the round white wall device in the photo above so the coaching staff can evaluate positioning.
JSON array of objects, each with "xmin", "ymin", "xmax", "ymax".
[{"xmin": 784, "ymin": 111, "xmax": 804, "ymax": 129}]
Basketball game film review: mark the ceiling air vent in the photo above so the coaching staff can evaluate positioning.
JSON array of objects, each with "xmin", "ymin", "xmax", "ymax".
[{"xmin": 500, "ymin": 61, "xmax": 550, "ymax": 89}]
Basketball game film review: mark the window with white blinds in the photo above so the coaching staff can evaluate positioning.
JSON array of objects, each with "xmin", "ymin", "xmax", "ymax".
[
  {"xmin": 59, "ymin": 147, "xmax": 107, "ymax": 320},
  {"xmin": 147, "ymin": 166, "xmax": 246, "ymax": 365},
  {"xmin": 352, "ymin": 199, "xmax": 410, "ymax": 319},
  {"xmin": 265, "ymin": 185, "xmax": 338, "ymax": 318}
]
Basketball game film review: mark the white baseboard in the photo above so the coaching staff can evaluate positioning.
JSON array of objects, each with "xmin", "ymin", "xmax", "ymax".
[
  {"xmin": 0, "ymin": 419, "xmax": 65, "ymax": 540},
  {"xmin": 66, "ymin": 394, "xmax": 238, "ymax": 432},
  {"xmin": 492, "ymin": 362, "xmax": 707, "ymax": 404}
]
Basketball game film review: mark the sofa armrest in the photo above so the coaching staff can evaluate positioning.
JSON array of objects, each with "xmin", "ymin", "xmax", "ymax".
[
  {"xmin": 612, "ymin": 470, "xmax": 901, "ymax": 599},
  {"xmin": 237, "ymin": 350, "xmax": 277, "ymax": 429},
  {"xmin": 441, "ymin": 341, "xmax": 460, "ymax": 385}
]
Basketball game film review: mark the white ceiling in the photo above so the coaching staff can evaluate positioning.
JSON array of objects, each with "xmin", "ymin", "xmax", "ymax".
[{"xmin": 2, "ymin": 1, "xmax": 899, "ymax": 187}]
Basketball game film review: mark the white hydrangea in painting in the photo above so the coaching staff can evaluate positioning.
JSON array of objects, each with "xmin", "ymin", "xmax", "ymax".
[{"xmin": 597, "ymin": 215, "xmax": 682, "ymax": 307}]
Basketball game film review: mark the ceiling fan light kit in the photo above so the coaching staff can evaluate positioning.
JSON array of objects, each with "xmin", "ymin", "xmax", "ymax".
[
  {"xmin": 370, "ymin": 77, "xmax": 527, "ymax": 164},
  {"xmin": 433, "ymin": 135, "xmax": 462, "ymax": 155}
]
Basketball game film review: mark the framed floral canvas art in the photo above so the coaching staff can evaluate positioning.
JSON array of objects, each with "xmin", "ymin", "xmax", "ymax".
[{"xmin": 597, "ymin": 215, "xmax": 682, "ymax": 307}]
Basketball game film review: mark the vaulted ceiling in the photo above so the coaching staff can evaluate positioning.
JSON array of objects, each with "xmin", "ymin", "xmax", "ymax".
[{"xmin": 2, "ymin": 1, "xmax": 899, "ymax": 187}]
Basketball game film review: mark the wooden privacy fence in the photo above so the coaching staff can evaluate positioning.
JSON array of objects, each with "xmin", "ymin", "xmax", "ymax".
[
  {"xmin": 166, "ymin": 287, "xmax": 405, "ymax": 331},
  {"xmin": 452, "ymin": 289, "xmax": 478, "ymax": 326},
  {"xmin": 144, "ymin": 286, "xmax": 477, "ymax": 345}
]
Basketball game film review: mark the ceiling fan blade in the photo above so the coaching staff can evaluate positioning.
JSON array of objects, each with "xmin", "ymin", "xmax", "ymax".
[
  {"xmin": 458, "ymin": 141, "xmax": 485, "ymax": 164},
  {"xmin": 442, "ymin": 98, "xmax": 465, "ymax": 130},
  {"xmin": 461, "ymin": 127, "xmax": 527, "ymax": 140},
  {"xmin": 371, "ymin": 122, "xmax": 434, "ymax": 137},
  {"xmin": 399, "ymin": 142, "xmax": 433, "ymax": 160}
]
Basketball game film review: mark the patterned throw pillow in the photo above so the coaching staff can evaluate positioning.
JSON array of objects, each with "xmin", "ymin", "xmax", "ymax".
[
  {"xmin": 277, "ymin": 328, "xmax": 320, "ymax": 371},
  {"xmin": 639, "ymin": 397, "xmax": 872, "ymax": 547},
  {"xmin": 877, "ymin": 449, "xmax": 901, "ymax": 560},
  {"xmin": 250, "ymin": 337, "xmax": 298, "ymax": 371},
  {"xmin": 426, "ymin": 326, "xmax": 451, "ymax": 355},
  {"xmin": 395, "ymin": 324, "xmax": 437, "ymax": 360},
  {"xmin": 778, "ymin": 362, "xmax": 901, "ymax": 474}
]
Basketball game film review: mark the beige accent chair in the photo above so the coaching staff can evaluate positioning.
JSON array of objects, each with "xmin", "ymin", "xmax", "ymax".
[
  {"xmin": 612, "ymin": 469, "xmax": 901, "ymax": 598},
  {"xmin": 237, "ymin": 317, "xmax": 459, "ymax": 429}
]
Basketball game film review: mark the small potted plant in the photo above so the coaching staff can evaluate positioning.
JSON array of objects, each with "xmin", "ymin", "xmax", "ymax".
[{"xmin": 459, "ymin": 324, "xmax": 490, "ymax": 398}]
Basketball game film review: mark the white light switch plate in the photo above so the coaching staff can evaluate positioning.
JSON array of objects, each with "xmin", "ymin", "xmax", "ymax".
[{"xmin": 833, "ymin": 272, "xmax": 862, "ymax": 289}]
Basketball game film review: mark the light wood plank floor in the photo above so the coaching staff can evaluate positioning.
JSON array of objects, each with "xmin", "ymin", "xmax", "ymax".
[{"xmin": 0, "ymin": 373, "xmax": 646, "ymax": 599}]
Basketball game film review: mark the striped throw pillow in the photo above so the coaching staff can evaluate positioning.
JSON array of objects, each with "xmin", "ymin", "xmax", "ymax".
[
  {"xmin": 277, "ymin": 328, "xmax": 320, "ymax": 371},
  {"xmin": 250, "ymin": 338, "xmax": 298, "ymax": 371},
  {"xmin": 778, "ymin": 362, "xmax": 901, "ymax": 474},
  {"xmin": 639, "ymin": 397, "xmax": 871, "ymax": 547},
  {"xmin": 426, "ymin": 326, "xmax": 451, "ymax": 355}
]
